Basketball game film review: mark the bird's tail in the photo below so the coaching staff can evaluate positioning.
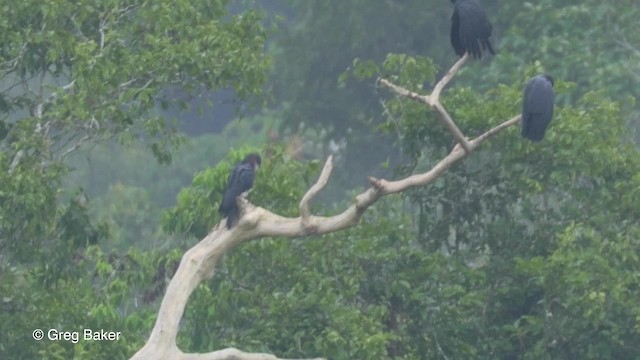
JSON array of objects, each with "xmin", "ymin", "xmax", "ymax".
[
  {"xmin": 219, "ymin": 192, "xmax": 233, "ymax": 213},
  {"xmin": 483, "ymin": 39, "xmax": 495, "ymax": 55},
  {"xmin": 219, "ymin": 193, "xmax": 239, "ymax": 229},
  {"xmin": 521, "ymin": 115, "xmax": 546, "ymax": 142},
  {"xmin": 225, "ymin": 205, "xmax": 239, "ymax": 229}
]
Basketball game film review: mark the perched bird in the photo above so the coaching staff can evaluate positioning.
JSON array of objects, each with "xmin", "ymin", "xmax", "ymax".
[
  {"xmin": 450, "ymin": 0, "xmax": 495, "ymax": 59},
  {"xmin": 218, "ymin": 153, "xmax": 261, "ymax": 229},
  {"xmin": 521, "ymin": 75, "xmax": 555, "ymax": 142}
]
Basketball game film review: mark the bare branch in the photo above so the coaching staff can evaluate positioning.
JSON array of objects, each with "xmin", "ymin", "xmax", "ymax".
[
  {"xmin": 0, "ymin": 43, "xmax": 27, "ymax": 73},
  {"xmin": 130, "ymin": 110, "xmax": 519, "ymax": 360},
  {"xmin": 58, "ymin": 135, "xmax": 92, "ymax": 159},
  {"xmin": 119, "ymin": 78, "xmax": 138, "ymax": 89},
  {"xmin": 40, "ymin": 79, "xmax": 76, "ymax": 106},
  {"xmin": 60, "ymin": 80, "xmax": 76, "ymax": 92},
  {"xmin": 133, "ymin": 78, "xmax": 155, "ymax": 97},
  {"xmin": 177, "ymin": 348, "xmax": 325, "ymax": 360},
  {"xmin": 379, "ymin": 55, "xmax": 472, "ymax": 153},
  {"xmin": 131, "ymin": 56, "xmax": 522, "ymax": 360},
  {"xmin": 131, "ymin": 224, "xmax": 326, "ymax": 360},
  {"xmin": 378, "ymin": 78, "xmax": 431, "ymax": 104},
  {"xmin": 432, "ymin": 101, "xmax": 470, "ymax": 152},
  {"xmin": 68, "ymin": 13, "xmax": 88, "ymax": 40},
  {"xmin": 8, "ymin": 150, "xmax": 24, "ymax": 175},
  {"xmin": 431, "ymin": 52, "xmax": 468, "ymax": 99},
  {"xmin": 99, "ymin": 20, "xmax": 107, "ymax": 50},
  {"xmin": 470, "ymin": 115, "xmax": 521, "ymax": 145},
  {"xmin": 432, "ymin": 331, "xmax": 451, "ymax": 360},
  {"xmin": 299, "ymin": 155, "xmax": 333, "ymax": 224}
]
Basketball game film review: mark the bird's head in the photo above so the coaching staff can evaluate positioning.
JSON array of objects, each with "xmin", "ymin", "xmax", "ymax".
[
  {"xmin": 242, "ymin": 153, "xmax": 262, "ymax": 171},
  {"xmin": 543, "ymin": 74, "xmax": 555, "ymax": 87}
]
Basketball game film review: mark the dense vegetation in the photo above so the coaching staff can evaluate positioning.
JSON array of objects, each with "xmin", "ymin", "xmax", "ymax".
[{"xmin": 1, "ymin": 0, "xmax": 638, "ymax": 359}]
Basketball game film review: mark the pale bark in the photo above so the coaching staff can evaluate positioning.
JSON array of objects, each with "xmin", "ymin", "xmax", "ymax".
[{"xmin": 130, "ymin": 56, "xmax": 520, "ymax": 360}]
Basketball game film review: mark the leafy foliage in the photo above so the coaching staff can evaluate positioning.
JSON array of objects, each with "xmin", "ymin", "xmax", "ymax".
[
  {"xmin": 512, "ymin": 224, "xmax": 640, "ymax": 359},
  {"xmin": 0, "ymin": 0, "xmax": 270, "ymax": 260},
  {"xmin": 2, "ymin": 1, "xmax": 640, "ymax": 359},
  {"xmin": 351, "ymin": 47, "xmax": 640, "ymax": 358},
  {"xmin": 0, "ymin": 1, "xmax": 270, "ymax": 358},
  {"xmin": 163, "ymin": 145, "xmax": 320, "ymax": 239},
  {"xmin": 270, "ymin": 0, "xmax": 640, "ymax": 193},
  {"xmin": 0, "ymin": 245, "xmax": 173, "ymax": 359}
]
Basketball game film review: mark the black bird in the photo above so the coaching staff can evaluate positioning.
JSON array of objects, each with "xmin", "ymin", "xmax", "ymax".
[
  {"xmin": 218, "ymin": 153, "xmax": 261, "ymax": 229},
  {"xmin": 450, "ymin": 0, "xmax": 495, "ymax": 59},
  {"xmin": 521, "ymin": 75, "xmax": 555, "ymax": 142}
]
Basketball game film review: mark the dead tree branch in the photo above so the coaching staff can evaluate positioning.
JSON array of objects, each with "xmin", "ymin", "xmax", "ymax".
[
  {"xmin": 431, "ymin": 53, "xmax": 468, "ymax": 99},
  {"xmin": 379, "ymin": 52, "xmax": 471, "ymax": 153},
  {"xmin": 300, "ymin": 155, "xmax": 334, "ymax": 227},
  {"xmin": 130, "ymin": 56, "xmax": 520, "ymax": 360},
  {"xmin": 177, "ymin": 348, "xmax": 325, "ymax": 360}
]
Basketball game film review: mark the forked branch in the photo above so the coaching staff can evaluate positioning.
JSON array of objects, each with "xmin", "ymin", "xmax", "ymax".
[
  {"xmin": 379, "ymin": 52, "xmax": 471, "ymax": 153},
  {"xmin": 130, "ymin": 55, "xmax": 521, "ymax": 360},
  {"xmin": 300, "ymin": 155, "xmax": 334, "ymax": 226},
  {"xmin": 177, "ymin": 348, "xmax": 325, "ymax": 360}
]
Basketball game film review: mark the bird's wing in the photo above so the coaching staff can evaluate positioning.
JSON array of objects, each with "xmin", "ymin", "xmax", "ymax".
[
  {"xmin": 482, "ymin": 38, "xmax": 495, "ymax": 55},
  {"xmin": 219, "ymin": 163, "xmax": 255, "ymax": 214},
  {"xmin": 227, "ymin": 163, "xmax": 255, "ymax": 197},
  {"xmin": 522, "ymin": 78, "xmax": 536, "ymax": 118},
  {"xmin": 458, "ymin": 1, "xmax": 492, "ymax": 37},
  {"xmin": 525, "ymin": 77, "xmax": 554, "ymax": 119},
  {"xmin": 450, "ymin": 7, "xmax": 464, "ymax": 56},
  {"xmin": 537, "ymin": 80, "xmax": 555, "ymax": 127},
  {"xmin": 522, "ymin": 77, "xmax": 555, "ymax": 141},
  {"xmin": 457, "ymin": 0, "xmax": 493, "ymax": 58}
]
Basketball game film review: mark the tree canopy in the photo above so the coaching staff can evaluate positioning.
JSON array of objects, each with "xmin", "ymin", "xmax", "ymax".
[{"xmin": 1, "ymin": 0, "xmax": 639, "ymax": 359}]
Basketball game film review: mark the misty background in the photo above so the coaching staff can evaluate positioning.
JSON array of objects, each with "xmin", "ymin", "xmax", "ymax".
[{"xmin": 1, "ymin": 0, "xmax": 639, "ymax": 359}]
